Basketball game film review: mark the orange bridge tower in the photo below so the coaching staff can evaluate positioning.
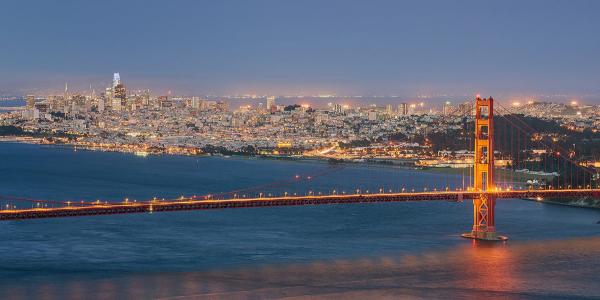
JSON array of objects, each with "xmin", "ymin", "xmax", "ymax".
[{"xmin": 462, "ymin": 96, "xmax": 507, "ymax": 241}]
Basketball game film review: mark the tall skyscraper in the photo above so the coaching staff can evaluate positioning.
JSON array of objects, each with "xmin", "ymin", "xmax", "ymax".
[
  {"xmin": 64, "ymin": 82, "xmax": 69, "ymax": 103},
  {"xmin": 113, "ymin": 73, "xmax": 121, "ymax": 88},
  {"xmin": 114, "ymin": 83, "xmax": 126, "ymax": 100},
  {"xmin": 114, "ymin": 83, "xmax": 126, "ymax": 110}
]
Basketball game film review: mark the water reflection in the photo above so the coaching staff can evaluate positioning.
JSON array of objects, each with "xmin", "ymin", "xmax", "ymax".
[{"xmin": 2, "ymin": 237, "xmax": 599, "ymax": 299}]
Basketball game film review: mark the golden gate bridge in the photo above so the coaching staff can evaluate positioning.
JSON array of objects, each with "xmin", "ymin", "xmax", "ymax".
[{"xmin": 1, "ymin": 96, "xmax": 599, "ymax": 241}]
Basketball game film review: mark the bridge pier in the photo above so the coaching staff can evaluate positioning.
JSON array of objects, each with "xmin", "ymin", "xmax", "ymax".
[{"xmin": 461, "ymin": 194, "xmax": 507, "ymax": 241}]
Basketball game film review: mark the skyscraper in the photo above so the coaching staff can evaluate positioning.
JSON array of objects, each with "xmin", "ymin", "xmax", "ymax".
[
  {"xmin": 64, "ymin": 82, "xmax": 69, "ymax": 103},
  {"xmin": 114, "ymin": 83, "xmax": 126, "ymax": 110},
  {"xmin": 113, "ymin": 73, "xmax": 121, "ymax": 88},
  {"xmin": 114, "ymin": 83, "xmax": 126, "ymax": 100}
]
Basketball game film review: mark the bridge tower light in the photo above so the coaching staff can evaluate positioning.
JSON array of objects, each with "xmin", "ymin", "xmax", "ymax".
[{"xmin": 462, "ymin": 96, "xmax": 507, "ymax": 241}]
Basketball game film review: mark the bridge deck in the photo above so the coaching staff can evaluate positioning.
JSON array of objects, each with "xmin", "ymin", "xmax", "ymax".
[{"xmin": 1, "ymin": 189, "xmax": 598, "ymax": 221}]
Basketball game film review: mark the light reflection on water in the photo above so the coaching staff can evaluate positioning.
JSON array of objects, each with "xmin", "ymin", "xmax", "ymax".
[
  {"xmin": 3, "ymin": 237, "xmax": 600, "ymax": 300},
  {"xmin": 1, "ymin": 143, "xmax": 599, "ymax": 299}
]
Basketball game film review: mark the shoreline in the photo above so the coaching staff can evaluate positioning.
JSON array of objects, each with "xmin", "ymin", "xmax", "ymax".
[
  {"xmin": 0, "ymin": 135, "xmax": 559, "ymax": 181},
  {"xmin": 0, "ymin": 135, "xmax": 454, "ymax": 173},
  {"xmin": 2, "ymin": 136, "xmax": 598, "ymax": 210},
  {"xmin": 527, "ymin": 198, "xmax": 600, "ymax": 210}
]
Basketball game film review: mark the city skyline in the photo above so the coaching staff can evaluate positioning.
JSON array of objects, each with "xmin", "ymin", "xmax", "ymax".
[
  {"xmin": 2, "ymin": 2, "xmax": 600, "ymax": 297},
  {"xmin": 1, "ymin": 1, "xmax": 599, "ymax": 98}
]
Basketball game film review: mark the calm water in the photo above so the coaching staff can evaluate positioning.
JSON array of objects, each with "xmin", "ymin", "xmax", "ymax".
[{"xmin": 0, "ymin": 142, "xmax": 599, "ymax": 299}]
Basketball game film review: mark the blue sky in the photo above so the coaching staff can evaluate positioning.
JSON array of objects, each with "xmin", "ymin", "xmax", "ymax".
[{"xmin": 1, "ymin": 0, "xmax": 599, "ymax": 96}]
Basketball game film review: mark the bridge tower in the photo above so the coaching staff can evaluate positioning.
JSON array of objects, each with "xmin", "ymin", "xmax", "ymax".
[{"xmin": 462, "ymin": 96, "xmax": 507, "ymax": 241}]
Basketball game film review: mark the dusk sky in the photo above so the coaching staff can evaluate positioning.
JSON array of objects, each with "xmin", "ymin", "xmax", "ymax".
[{"xmin": 1, "ymin": 0, "xmax": 599, "ymax": 97}]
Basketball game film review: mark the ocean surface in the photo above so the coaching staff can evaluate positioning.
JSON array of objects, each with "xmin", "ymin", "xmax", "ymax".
[{"xmin": 0, "ymin": 142, "xmax": 599, "ymax": 299}]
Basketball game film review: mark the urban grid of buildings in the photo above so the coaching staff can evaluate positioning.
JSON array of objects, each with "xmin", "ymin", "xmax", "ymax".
[{"xmin": 2, "ymin": 73, "xmax": 600, "ymax": 172}]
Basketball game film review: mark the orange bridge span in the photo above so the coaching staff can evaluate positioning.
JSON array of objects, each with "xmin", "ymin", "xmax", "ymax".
[{"xmin": 1, "ymin": 189, "xmax": 598, "ymax": 221}]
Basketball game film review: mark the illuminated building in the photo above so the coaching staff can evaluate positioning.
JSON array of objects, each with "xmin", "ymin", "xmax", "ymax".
[
  {"xmin": 333, "ymin": 103, "xmax": 343, "ymax": 114},
  {"xmin": 114, "ymin": 84, "xmax": 126, "ymax": 101},
  {"xmin": 398, "ymin": 103, "xmax": 408, "ymax": 115},
  {"xmin": 386, "ymin": 104, "xmax": 393, "ymax": 114},
  {"xmin": 266, "ymin": 96, "xmax": 276, "ymax": 112},
  {"xmin": 113, "ymin": 73, "xmax": 121, "ymax": 88},
  {"xmin": 114, "ymin": 83, "xmax": 127, "ymax": 111},
  {"xmin": 26, "ymin": 95, "xmax": 35, "ymax": 108},
  {"xmin": 443, "ymin": 101, "xmax": 453, "ymax": 115}
]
